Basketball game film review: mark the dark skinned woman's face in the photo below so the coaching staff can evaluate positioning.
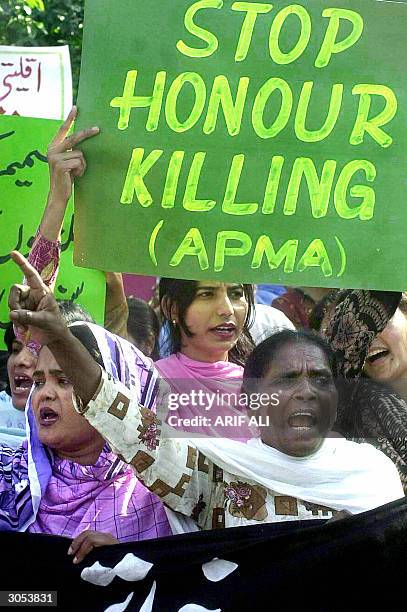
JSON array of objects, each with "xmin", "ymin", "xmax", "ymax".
[{"xmin": 258, "ymin": 342, "xmax": 337, "ymax": 457}]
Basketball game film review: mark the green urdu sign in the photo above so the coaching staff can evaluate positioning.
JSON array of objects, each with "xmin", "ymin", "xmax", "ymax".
[{"xmin": 76, "ymin": 0, "xmax": 407, "ymax": 290}]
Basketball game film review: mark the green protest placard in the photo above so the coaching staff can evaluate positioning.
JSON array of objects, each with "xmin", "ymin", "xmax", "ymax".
[
  {"xmin": 76, "ymin": 0, "xmax": 407, "ymax": 290},
  {"xmin": 0, "ymin": 114, "xmax": 105, "ymax": 350}
]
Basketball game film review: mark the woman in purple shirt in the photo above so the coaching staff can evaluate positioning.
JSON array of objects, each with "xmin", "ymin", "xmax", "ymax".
[{"xmin": 0, "ymin": 322, "xmax": 171, "ymax": 564}]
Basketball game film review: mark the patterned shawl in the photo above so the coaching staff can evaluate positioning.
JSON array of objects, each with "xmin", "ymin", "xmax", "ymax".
[{"xmin": 325, "ymin": 289, "xmax": 407, "ymax": 492}]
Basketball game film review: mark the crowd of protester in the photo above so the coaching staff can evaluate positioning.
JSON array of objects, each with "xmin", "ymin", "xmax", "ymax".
[{"xmin": 0, "ymin": 110, "xmax": 405, "ymax": 565}]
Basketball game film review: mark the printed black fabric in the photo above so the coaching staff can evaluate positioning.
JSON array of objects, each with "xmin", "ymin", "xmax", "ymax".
[{"xmin": 2, "ymin": 497, "xmax": 406, "ymax": 611}]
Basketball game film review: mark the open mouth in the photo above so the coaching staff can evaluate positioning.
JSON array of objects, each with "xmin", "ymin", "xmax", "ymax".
[
  {"xmin": 287, "ymin": 412, "xmax": 317, "ymax": 429},
  {"xmin": 39, "ymin": 407, "xmax": 59, "ymax": 426},
  {"xmin": 13, "ymin": 375, "xmax": 33, "ymax": 393},
  {"xmin": 210, "ymin": 323, "xmax": 236, "ymax": 338},
  {"xmin": 367, "ymin": 348, "xmax": 390, "ymax": 364}
]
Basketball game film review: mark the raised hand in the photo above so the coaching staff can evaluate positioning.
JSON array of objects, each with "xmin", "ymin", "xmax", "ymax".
[
  {"xmin": 47, "ymin": 106, "xmax": 100, "ymax": 206},
  {"xmin": 8, "ymin": 251, "xmax": 67, "ymax": 346}
]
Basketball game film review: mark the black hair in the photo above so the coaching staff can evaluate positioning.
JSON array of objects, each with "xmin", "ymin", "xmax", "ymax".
[
  {"xmin": 67, "ymin": 323, "xmax": 104, "ymax": 368},
  {"xmin": 243, "ymin": 329, "xmax": 335, "ymax": 392},
  {"xmin": 0, "ymin": 328, "xmax": 11, "ymax": 392},
  {"xmin": 127, "ymin": 297, "xmax": 160, "ymax": 360},
  {"xmin": 159, "ymin": 278, "xmax": 255, "ymax": 366},
  {"xmin": 2, "ymin": 324, "xmax": 14, "ymax": 395},
  {"xmin": 57, "ymin": 300, "xmax": 95, "ymax": 326},
  {"xmin": 4, "ymin": 322, "xmax": 14, "ymax": 354}
]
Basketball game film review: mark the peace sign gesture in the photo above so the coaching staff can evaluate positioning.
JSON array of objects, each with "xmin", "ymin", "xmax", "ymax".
[
  {"xmin": 47, "ymin": 106, "xmax": 100, "ymax": 206},
  {"xmin": 8, "ymin": 251, "xmax": 67, "ymax": 347}
]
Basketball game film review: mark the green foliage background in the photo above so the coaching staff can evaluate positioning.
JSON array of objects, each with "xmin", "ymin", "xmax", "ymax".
[{"xmin": 0, "ymin": 0, "xmax": 84, "ymax": 96}]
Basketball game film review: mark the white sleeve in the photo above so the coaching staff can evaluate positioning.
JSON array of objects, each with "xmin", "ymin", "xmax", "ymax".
[{"xmin": 75, "ymin": 368, "xmax": 215, "ymax": 521}]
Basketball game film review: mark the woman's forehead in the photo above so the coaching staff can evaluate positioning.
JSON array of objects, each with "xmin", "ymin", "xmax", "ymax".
[
  {"xmin": 36, "ymin": 346, "xmax": 60, "ymax": 370},
  {"xmin": 197, "ymin": 281, "xmax": 243, "ymax": 289},
  {"xmin": 266, "ymin": 342, "xmax": 331, "ymax": 374}
]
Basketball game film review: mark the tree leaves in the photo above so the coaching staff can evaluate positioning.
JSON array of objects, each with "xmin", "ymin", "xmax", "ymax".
[{"xmin": 0, "ymin": 0, "xmax": 84, "ymax": 97}]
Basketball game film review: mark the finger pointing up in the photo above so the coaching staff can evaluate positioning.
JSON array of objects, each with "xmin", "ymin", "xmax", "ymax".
[{"xmin": 10, "ymin": 251, "xmax": 47, "ymax": 291}]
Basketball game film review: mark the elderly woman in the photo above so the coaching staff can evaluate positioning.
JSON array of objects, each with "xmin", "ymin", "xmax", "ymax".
[
  {"xmin": 8, "ymin": 254, "xmax": 403, "ymax": 531},
  {"xmin": 0, "ymin": 316, "xmax": 172, "ymax": 562}
]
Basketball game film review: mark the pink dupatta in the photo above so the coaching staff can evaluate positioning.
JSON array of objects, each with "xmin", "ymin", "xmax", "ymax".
[{"xmin": 156, "ymin": 353, "xmax": 253, "ymax": 440}]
